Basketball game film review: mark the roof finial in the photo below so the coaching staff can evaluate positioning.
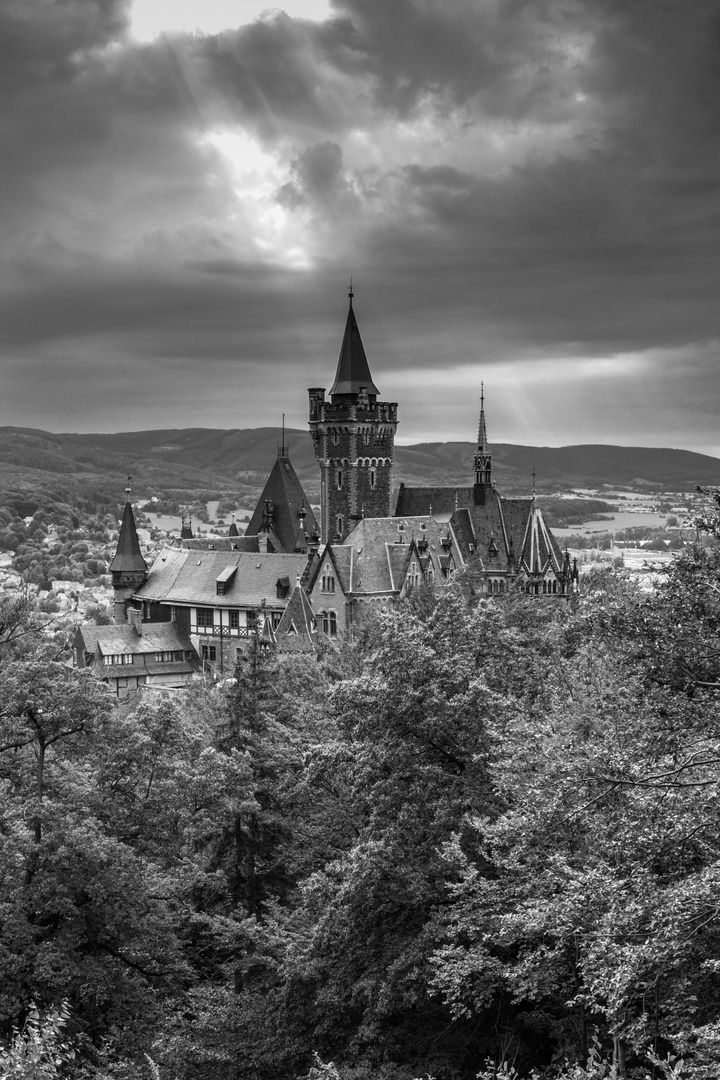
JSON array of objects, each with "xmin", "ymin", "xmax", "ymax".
[
  {"xmin": 532, "ymin": 467, "xmax": 537, "ymax": 501},
  {"xmin": 125, "ymin": 475, "xmax": 132, "ymax": 501},
  {"xmin": 348, "ymin": 275, "xmax": 354, "ymax": 307}
]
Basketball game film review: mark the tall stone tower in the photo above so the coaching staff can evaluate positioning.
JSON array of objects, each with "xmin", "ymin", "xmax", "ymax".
[
  {"xmin": 308, "ymin": 290, "xmax": 398, "ymax": 542},
  {"xmin": 108, "ymin": 480, "xmax": 148, "ymax": 623}
]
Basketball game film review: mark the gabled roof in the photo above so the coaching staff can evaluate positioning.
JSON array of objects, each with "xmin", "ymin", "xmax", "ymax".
[
  {"xmin": 109, "ymin": 502, "xmax": 147, "ymax": 576},
  {"xmin": 305, "ymin": 543, "xmax": 352, "ymax": 595},
  {"xmin": 340, "ymin": 515, "xmax": 463, "ymax": 595},
  {"xmin": 518, "ymin": 502, "xmax": 565, "ymax": 576},
  {"xmin": 134, "ymin": 548, "xmax": 312, "ymax": 609},
  {"xmin": 245, "ymin": 452, "xmax": 318, "ymax": 553},
  {"xmin": 330, "ymin": 301, "xmax": 380, "ymax": 398},
  {"xmin": 276, "ymin": 582, "xmax": 317, "ymax": 639},
  {"xmin": 76, "ymin": 621, "xmax": 195, "ymax": 657}
]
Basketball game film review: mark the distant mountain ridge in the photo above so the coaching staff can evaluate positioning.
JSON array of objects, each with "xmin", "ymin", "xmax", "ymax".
[{"xmin": 0, "ymin": 428, "xmax": 718, "ymax": 503}]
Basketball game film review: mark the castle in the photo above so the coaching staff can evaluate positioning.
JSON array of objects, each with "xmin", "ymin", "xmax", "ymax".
[{"xmin": 74, "ymin": 291, "xmax": 576, "ymax": 694}]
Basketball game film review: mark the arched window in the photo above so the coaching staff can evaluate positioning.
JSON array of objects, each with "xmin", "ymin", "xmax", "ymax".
[
  {"xmin": 329, "ymin": 611, "xmax": 337, "ymax": 636},
  {"xmin": 370, "ymin": 468, "xmax": 376, "ymax": 490},
  {"xmin": 337, "ymin": 469, "xmax": 343, "ymax": 489},
  {"xmin": 336, "ymin": 515, "xmax": 344, "ymax": 537}
]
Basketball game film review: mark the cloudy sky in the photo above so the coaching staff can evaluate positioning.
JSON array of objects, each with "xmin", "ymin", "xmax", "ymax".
[{"xmin": 2, "ymin": 0, "xmax": 719, "ymax": 452}]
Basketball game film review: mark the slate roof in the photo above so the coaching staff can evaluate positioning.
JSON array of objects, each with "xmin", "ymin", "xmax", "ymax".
[
  {"xmin": 330, "ymin": 301, "xmax": 380, "ymax": 398},
  {"xmin": 276, "ymin": 583, "xmax": 317, "ymax": 639},
  {"xmin": 77, "ymin": 621, "xmax": 195, "ymax": 657},
  {"xmin": 108, "ymin": 502, "xmax": 147, "ymax": 575},
  {"xmin": 245, "ymin": 452, "xmax": 318, "ymax": 553},
  {"xmin": 395, "ymin": 485, "xmax": 472, "ymax": 517},
  {"xmin": 179, "ymin": 536, "xmax": 259, "ymax": 552},
  {"xmin": 134, "ymin": 548, "xmax": 312, "ymax": 609},
  {"xmin": 395, "ymin": 483, "xmax": 565, "ymax": 578},
  {"xmin": 338, "ymin": 515, "xmax": 463, "ymax": 595}
]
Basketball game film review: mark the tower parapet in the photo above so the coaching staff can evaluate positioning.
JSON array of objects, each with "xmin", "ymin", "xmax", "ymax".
[{"xmin": 308, "ymin": 290, "xmax": 398, "ymax": 541}]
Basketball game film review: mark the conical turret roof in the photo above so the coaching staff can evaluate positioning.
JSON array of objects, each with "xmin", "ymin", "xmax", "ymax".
[
  {"xmin": 246, "ymin": 450, "xmax": 319, "ymax": 553},
  {"xmin": 109, "ymin": 500, "xmax": 148, "ymax": 575},
  {"xmin": 330, "ymin": 297, "xmax": 379, "ymax": 397}
]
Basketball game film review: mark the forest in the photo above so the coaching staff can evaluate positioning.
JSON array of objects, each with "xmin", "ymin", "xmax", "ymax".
[{"xmin": 2, "ymin": 493, "xmax": 720, "ymax": 1080}]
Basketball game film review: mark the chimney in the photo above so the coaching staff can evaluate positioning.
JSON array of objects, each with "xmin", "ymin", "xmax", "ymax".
[{"xmin": 128, "ymin": 607, "xmax": 143, "ymax": 636}]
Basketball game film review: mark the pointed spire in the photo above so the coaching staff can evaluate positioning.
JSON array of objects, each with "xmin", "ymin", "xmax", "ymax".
[
  {"xmin": 278, "ymin": 413, "xmax": 288, "ymax": 459},
  {"xmin": 477, "ymin": 382, "xmax": 488, "ymax": 452},
  {"xmin": 329, "ymin": 288, "xmax": 380, "ymax": 398},
  {"xmin": 109, "ymin": 479, "xmax": 147, "ymax": 575},
  {"xmin": 473, "ymin": 384, "xmax": 492, "ymax": 489}
]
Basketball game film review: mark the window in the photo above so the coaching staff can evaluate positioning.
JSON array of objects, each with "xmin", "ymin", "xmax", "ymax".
[
  {"xmin": 196, "ymin": 607, "xmax": 214, "ymax": 629},
  {"xmin": 155, "ymin": 650, "xmax": 185, "ymax": 662},
  {"xmin": 321, "ymin": 571, "xmax": 335, "ymax": 593},
  {"xmin": 337, "ymin": 469, "xmax": 343, "ymax": 489},
  {"xmin": 370, "ymin": 468, "xmax": 376, "ymax": 490},
  {"xmin": 333, "ymin": 429, "xmax": 339, "ymax": 445},
  {"xmin": 276, "ymin": 576, "xmax": 290, "ymax": 598},
  {"xmin": 319, "ymin": 610, "xmax": 328, "ymax": 634},
  {"xmin": 336, "ymin": 515, "xmax": 344, "ymax": 537},
  {"xmin": 329, "ymin": 611, "xmax": 337, "ymax": 636},
  {"xmin": 201, "ymin": 644, "xmax": 216, "ymax": 663},
  {"xmin": 229, "ymin": 609, "xmax": 240, "ymax": 629}
]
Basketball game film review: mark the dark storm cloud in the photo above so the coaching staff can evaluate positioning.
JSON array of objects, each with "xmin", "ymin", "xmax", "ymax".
[{"xmin": 0, "ymin": 0, "xmax": 719, "ymax": 449}]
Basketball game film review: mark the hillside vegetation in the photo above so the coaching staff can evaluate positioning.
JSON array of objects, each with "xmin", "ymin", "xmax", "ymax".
[
  {"xmin": 3, "ymin": 493, "xmax": 720, "ymax": 1079},
  {"xmin": 0, "ymin": 428, "xmax": 718, "ymax": 515}
]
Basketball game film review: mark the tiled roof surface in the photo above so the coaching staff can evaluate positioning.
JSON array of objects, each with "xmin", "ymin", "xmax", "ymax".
[
  {"xmin": 394, "ymin": 485, "xmax": 473, "ymax": 517},
  {"xmin": 330, "ymin": 302, "xmax": 380, "ymax": 397},
  {"xmin": 245, "ymin": 453, "xmax": 318, "ymax": 553},
  {"xmin": 108, "ymin": 502, "xmax": 148, "ymax": 575},
  {"xmin": 386, "ymin": 544, "xmax": 412, "ymax": 592},
  {"xmin": 179, "ymin": 536, "xmax": 259, "ymax": 552},
  {"xmin": 77, "ymin": 621, "xmax": 195, "ymax": 656},
  {"xmin": 135, "ymin": 548, "xmax": 311, "ymax": 608},
  {"xmin": 468, "ymin": 489, "xmax": 514, "ymax": 569},
  {"xmin": 276, "ymin": 584, "xmax": 317, "ymax": 638},
  {"xmin": 396, "ymin": 482, "xmax": 566, "ymax": 577},
  {"xmin": 342, "ymin": 516, "xmax": 463, "ymax": 595}
]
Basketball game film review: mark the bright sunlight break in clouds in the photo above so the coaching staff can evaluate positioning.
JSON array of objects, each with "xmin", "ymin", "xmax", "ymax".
[{"xmin": 1, "ymin": 0, "xmax": 719, "ymax": 454}]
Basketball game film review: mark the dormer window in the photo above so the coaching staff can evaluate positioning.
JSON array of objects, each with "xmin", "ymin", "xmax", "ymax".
[
  {"xmin": 216, "ymin": 565, "xmax": 237, "ymax": 595},
  {"xmin": 276, "ymin": 576, "xmax": 290, "ymax": 599}
]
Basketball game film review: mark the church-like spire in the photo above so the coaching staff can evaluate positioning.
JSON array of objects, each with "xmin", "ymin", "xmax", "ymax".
[
  {"xmin": 473, "ymin": 383, "xmax": 492, "ymax": 490},
  {"xmin": 329, "ymin": 286, "xmax": 380, "ymax": 398},
  {"xmin": 108, "ymin": 478, "xmax": 148, "ymax": 576}
]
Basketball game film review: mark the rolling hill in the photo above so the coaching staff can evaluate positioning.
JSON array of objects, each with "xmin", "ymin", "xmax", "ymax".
[{"xmin": 0, "ymin": 427, "xmax": 717, "ymax": 518}]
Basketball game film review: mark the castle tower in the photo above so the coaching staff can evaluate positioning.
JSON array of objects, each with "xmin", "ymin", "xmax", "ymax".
[
  {"xmin": 472, "ymin": 384, "xmax": 493, "ymax": 505},
  {"xmin": 108, "ymin": 479, "xmax": 148, "ymax": 624},
  {"xmin": 308, "ymin": 289, "xmax": 398, "ymax": 541}
]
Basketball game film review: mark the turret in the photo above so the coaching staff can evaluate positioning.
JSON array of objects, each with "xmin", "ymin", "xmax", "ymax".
[
  {"xmin": 108, "ymin": 478, "xmax": 148, "ymax": 624},
  {"xmin": 308, "ymin": 287, "xmax": 398, "ymax": 541}
]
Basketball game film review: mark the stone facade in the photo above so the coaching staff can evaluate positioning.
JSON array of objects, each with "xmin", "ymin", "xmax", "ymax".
[{"xmin": 309, "ymin": 292, "xmax": 397, "ymax": 541}]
